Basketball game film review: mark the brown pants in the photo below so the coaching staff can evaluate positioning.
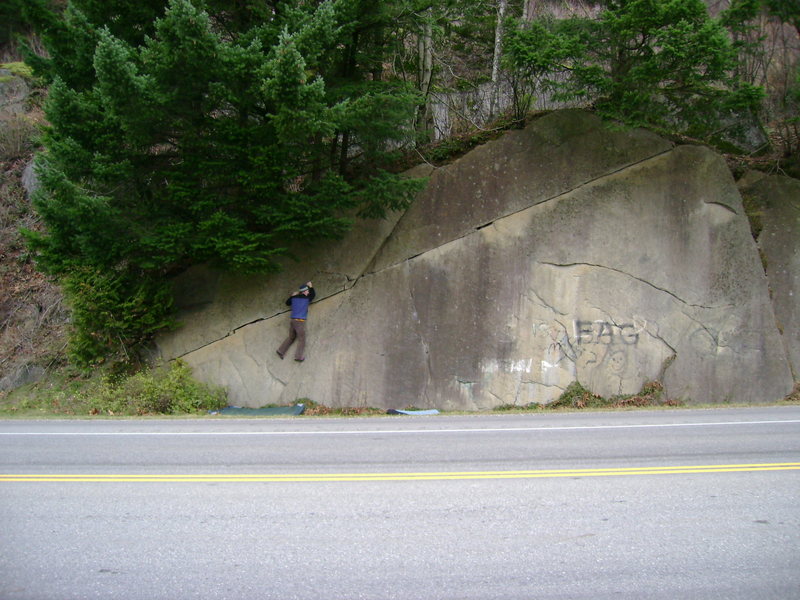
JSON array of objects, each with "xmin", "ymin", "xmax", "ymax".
[{"xmin": 277, "ymin": 319, "xmax": 307, "ymax": 360}]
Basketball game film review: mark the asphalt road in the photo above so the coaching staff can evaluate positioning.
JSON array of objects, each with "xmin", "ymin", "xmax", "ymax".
[{"xmin": 1, "ymin": 406, "xmax": 799, "ymax": 600}]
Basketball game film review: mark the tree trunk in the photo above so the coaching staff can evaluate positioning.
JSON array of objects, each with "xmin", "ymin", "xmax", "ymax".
[
  {"xmin": 416, "ymin": 7, "xmax": 434, "ymax": 133},
  {"xmin": 522, "ymin": 0, "xmax": 536, "ymax": 21},
  {"xmin": 491, "ymin": 0, "xmax": 508, "ymax": 119}
]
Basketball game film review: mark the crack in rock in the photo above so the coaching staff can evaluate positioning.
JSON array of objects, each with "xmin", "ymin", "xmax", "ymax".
[
  {"xmin": 263, "ymin": 362, "xmax": 288, "ymax": 388},
  {"xmin": 540, "ymin": 261, "xmax": 730, "ymax": 309},
  {"xmin": 525, "ymin": 288, "xmax": 568, "ymax": 316},
  {"xmin": 703, "ymin": 200, "xmax": 738, "ymax": 215},
  {"xmin": 171, "ymin": 145, "xmax": 678, "ymax": 362},
  {"xmin": 372, "ymin": 148, "xmax": 676, "ymax": 275}
]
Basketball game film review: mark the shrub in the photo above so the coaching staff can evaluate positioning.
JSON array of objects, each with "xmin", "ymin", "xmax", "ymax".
[
  {"xmin": 0, "ymin": 114, "xmax": 38, "ymax": 161},
  {"xmin": 79, "ymin": 360, "xmax": 227, "ymax": 415},
  {"xmin": 547, "ymin": 381, "xmax": 604, "ymax": 409},
  {"xmin": 59, "ymin": 268, "xmax": 176, "ymax": 366}
]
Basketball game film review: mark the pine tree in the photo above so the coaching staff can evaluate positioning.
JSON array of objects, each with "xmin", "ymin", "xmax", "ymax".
[
  {"xmin": 23, "ymin": 0, "xmax": 424, "ymax": 364},
  {"xmin": 505, "ymin": 0, "xmax": 764, "ymax": 136}
]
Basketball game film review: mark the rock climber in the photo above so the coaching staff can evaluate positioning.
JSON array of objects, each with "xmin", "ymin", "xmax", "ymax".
[{"xmin": 276, "ymin": 281, "xmax": 315, "ymax": 362}]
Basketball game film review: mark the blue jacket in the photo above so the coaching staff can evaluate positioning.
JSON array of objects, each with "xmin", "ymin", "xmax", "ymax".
[{"xmin": 286, "ymin": 288, "xmax": 316, "ymax": 320}]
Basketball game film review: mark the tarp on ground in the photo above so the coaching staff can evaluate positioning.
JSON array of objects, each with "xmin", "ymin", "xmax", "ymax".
[{"xmin": 386, "ymin": 409, "xmax": 440, "ymax": 416}]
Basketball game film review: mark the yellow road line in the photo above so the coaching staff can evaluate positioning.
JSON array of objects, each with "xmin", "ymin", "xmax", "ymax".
[{"xmin": 1, "ymin": 463, "xmax": 799, "ymax": 482}]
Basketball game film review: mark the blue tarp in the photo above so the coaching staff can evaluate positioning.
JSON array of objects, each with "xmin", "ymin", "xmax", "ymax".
[{"xmin": 386, "ymin": 408, "xmax": 440, "ymax": 416}]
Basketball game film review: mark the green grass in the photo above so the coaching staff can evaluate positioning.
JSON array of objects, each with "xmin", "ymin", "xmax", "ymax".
[
  {"xmin": 0, "ymin": 360, "xmax": 226, "ymax": 418},
  {"xmin": 0, "ymin": 62, "xmax": 35, "ymax": 80}
]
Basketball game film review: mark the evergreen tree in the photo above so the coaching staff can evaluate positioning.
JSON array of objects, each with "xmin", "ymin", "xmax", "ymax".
[
  {"xmin": 503, "ymin": 17, "xmax": 578, "ymax": 122},
  {"xmin": 505, "ymin": 0, "xmax": 764, "ymax": 137},
  {"xmin": 763, "ymin": 0, "xmax": 800, "ymax": 35},
  {"xmin": 0, "ymin": 0, "xmax": 32, "ymax": 50},
  {"xmin": 23, "ymin": 0, "xmax": 424, "ymax": 364}
]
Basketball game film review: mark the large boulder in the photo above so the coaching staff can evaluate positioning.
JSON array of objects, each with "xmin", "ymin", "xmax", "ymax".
[{"xmin": 156, "ymin": 110, "xmax": 794, "ymax": 408}]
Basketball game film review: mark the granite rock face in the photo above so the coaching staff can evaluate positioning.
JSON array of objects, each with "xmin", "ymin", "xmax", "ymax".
[
  {"xmin": 740, "ymin": 175, "xmax": 800, "ymax": 379},
  {"xmin": 156, "ymin": 110, "xmax": 795, "ymax": 408}
]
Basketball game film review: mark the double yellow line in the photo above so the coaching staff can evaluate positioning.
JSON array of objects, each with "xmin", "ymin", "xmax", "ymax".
[{"xmin": 2, "ymin": 463, "xmax": 799, "ymax": 483}]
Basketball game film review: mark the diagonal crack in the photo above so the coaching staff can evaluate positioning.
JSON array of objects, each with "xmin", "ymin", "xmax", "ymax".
[
  {"xmin": 368, "ymin": 146, "xmax": 676, "ymax": 275},
  {"xmin": 704, "ymin": 200, "xmax": 738, "ymax": 215},
  {"xmin": 176, "ymin": 258, "xmax": 375, "ymax": 359},
  {"xmin": 524, "ymin": 287, "xmax": 568, "ymax": 317},
  {"xmin": 540, "ymin": 261, "xmax": 735, "ymax": 310},
  {"xmin": 175, "ymin": 147, "xmax": 677, "ymax": 359}
]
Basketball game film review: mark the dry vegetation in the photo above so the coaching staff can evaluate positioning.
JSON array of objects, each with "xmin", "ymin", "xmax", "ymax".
[
  {"xmin": 0, "ymin": 63, "xmax": 68, "ymax": 390},
  {"xmin": 0, "ymin": 151, "xmax": 68, "ymax": 387}
]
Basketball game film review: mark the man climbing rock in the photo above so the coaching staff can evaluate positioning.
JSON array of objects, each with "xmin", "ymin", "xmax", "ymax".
[{"xmin": 276, "ymin": 282, "xmax": 315, "ymax": 362}]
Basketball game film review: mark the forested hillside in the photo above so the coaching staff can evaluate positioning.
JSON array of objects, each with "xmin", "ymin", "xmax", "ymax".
[{"xmin": 1, "ymin": 0, "xmax": 798, "ymax": 401}]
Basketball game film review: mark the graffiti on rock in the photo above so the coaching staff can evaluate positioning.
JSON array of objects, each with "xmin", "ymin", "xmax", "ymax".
[
  {"xmin": 574, "ymin": 320, "xmax": 640, "ymax": 346},
  {"xmin": 483, "ymin": 358, "xmax": 534, "ymax": 374},
  {"xmin": 534, "ymin": 319, "xmax": 647, "ymax": 378}
]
